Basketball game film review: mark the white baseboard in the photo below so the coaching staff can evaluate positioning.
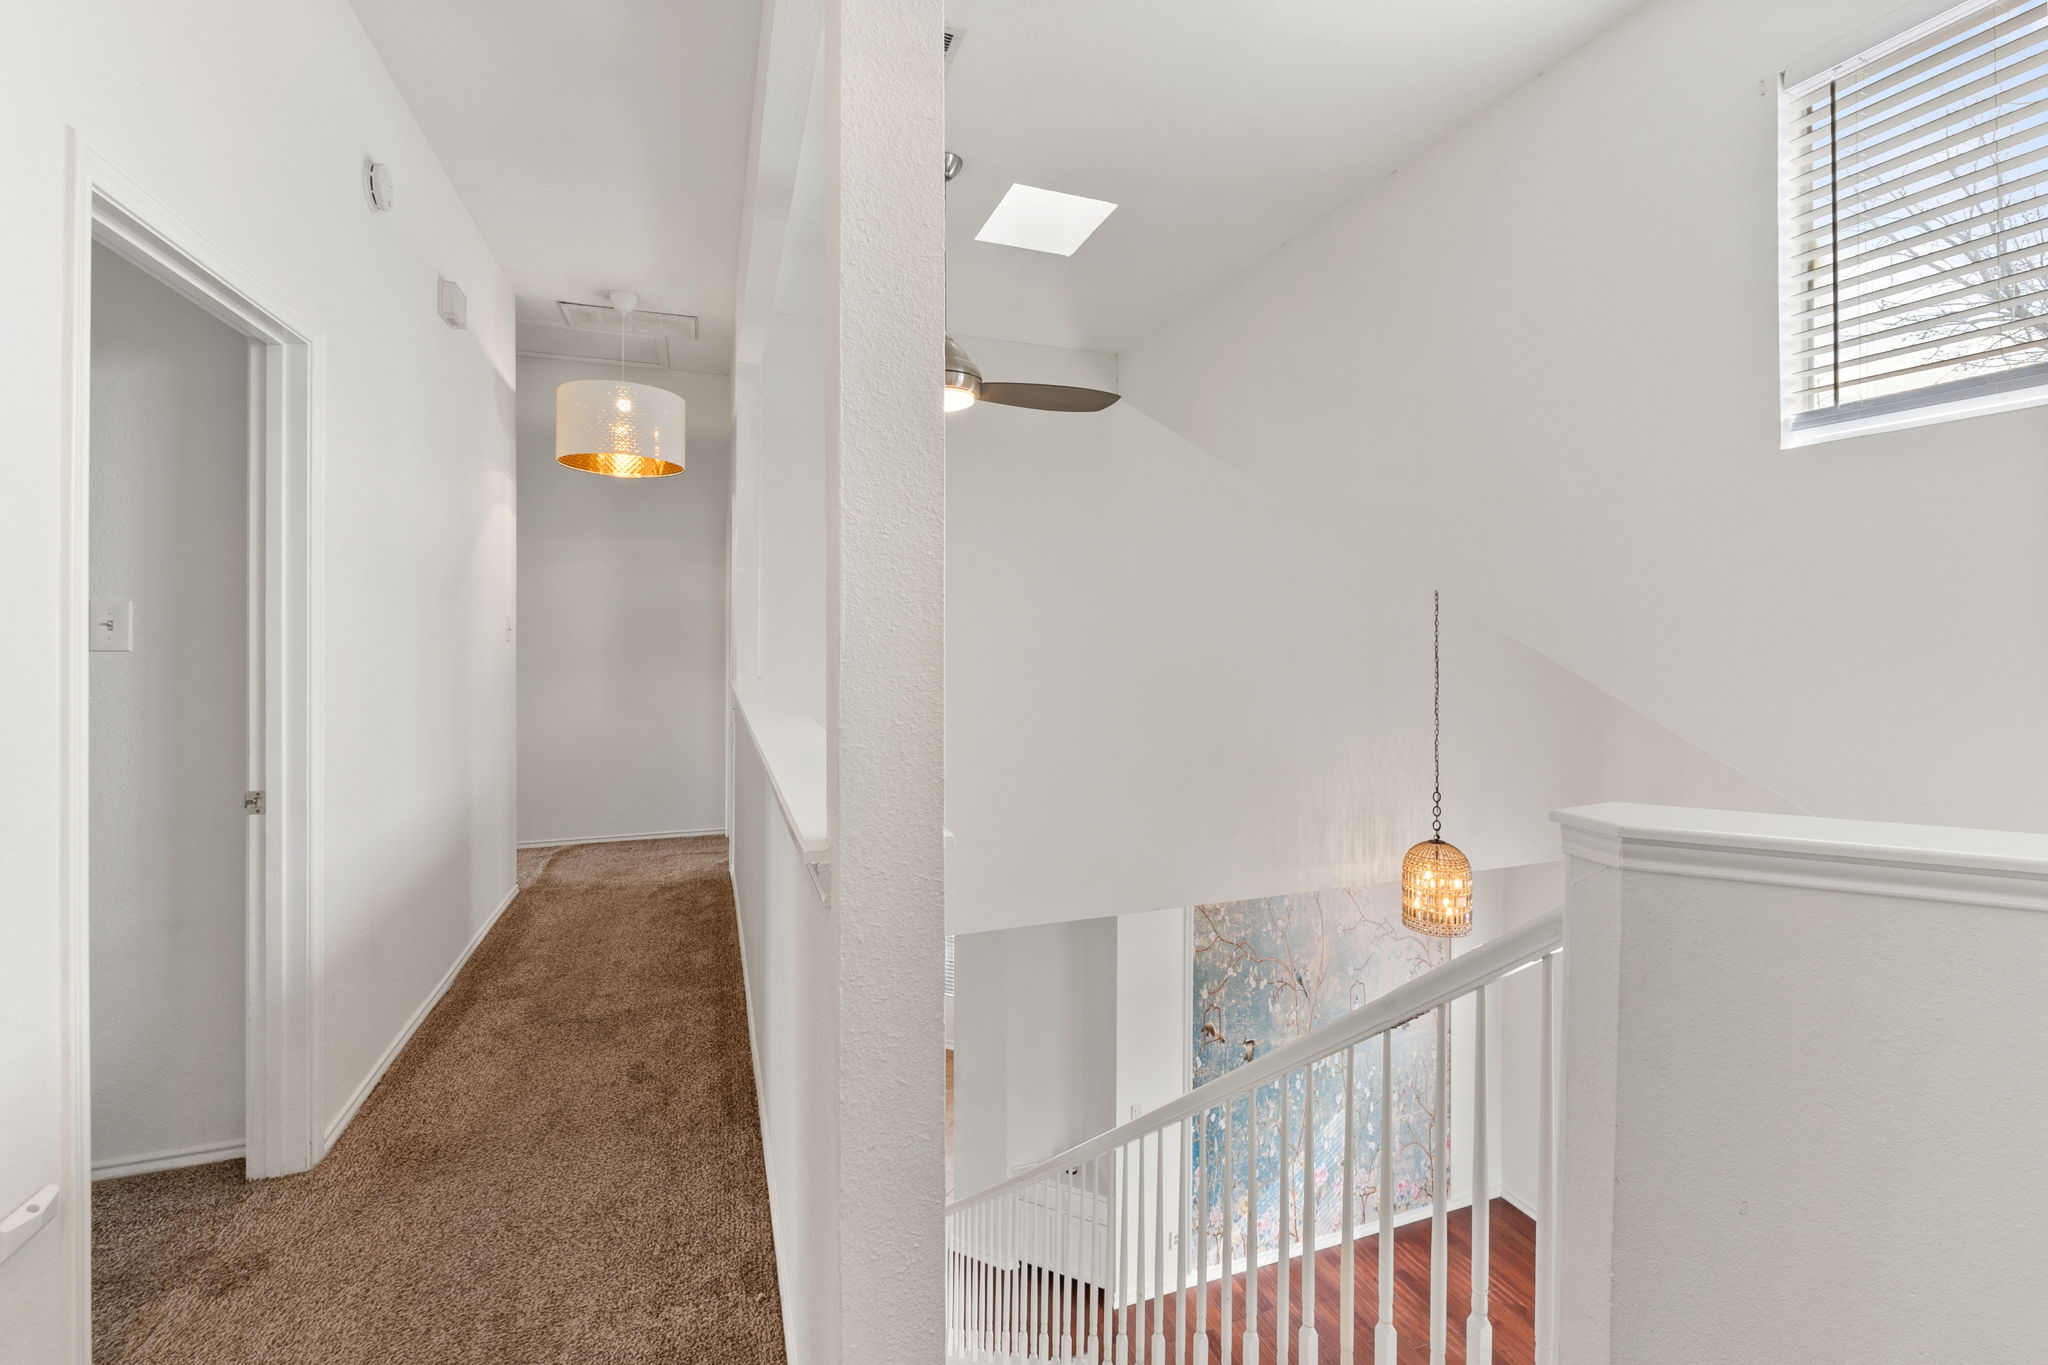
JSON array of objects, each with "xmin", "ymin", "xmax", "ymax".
[
  {"xmin": 93, "ymin": 1140, "xmax": 245, "ymax": 1181},
  {"xmin": 322, "ymin": 883, "xmax": 519, "ymax": 1152},
  {"xmin": 516, "ymin": 827, "xmax": 724, "ymax": 849}
]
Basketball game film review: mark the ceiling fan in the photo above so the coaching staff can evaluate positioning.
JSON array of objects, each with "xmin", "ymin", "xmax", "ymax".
[
  {"xmin": 944, "ymin": 334, "xmax": 1121, "ymax": 414},
  {"xmin": 942, "ymin": 152, "xmax": 1121, "ymax": 415}
]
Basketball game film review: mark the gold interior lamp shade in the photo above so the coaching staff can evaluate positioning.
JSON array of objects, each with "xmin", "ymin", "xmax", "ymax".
[
  {"xmin": 1402, "ymin": 837, "xmax": 1474, "ymax": 938},
  {"xmin": 556, "ymin": 379, "xmax": 685, "ymax": 478}
]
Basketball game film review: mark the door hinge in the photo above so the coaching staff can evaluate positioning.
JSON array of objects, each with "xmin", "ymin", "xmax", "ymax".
[{"xmin": 244, "ymin": 790, "xmax": 265, "ymax": 814}]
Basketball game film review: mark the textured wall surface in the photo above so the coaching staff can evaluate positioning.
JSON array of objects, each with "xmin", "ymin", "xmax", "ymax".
[{"xmin": 823, "ymin": 0, "xmax": 949, "ymax": 1356}]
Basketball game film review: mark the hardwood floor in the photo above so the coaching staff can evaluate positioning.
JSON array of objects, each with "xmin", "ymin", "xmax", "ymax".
[{"xmin": 984, "ymin": 1200, "xmax": 1534, "ymax": 1365}]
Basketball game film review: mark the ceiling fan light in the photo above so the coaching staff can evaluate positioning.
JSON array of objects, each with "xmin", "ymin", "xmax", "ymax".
[{"xmin": 944, "ymin": 334, "xmax": 982, "ymax": 414}]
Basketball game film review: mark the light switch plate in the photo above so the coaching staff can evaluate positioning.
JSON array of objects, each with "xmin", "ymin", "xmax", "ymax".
[{"xmin": 90, "ymin": 599, "xmax": 133, "ymax": 651}]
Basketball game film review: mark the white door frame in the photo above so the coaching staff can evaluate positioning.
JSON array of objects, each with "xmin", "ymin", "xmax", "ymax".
[{"xmin": 58, "ymin": 133, "xmax": 324, "ymax": 1330}]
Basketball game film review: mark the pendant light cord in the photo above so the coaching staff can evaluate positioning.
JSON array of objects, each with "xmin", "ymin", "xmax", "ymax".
[{"xmin": 1432, "ymin": 589, "xmax": 1442, "ymax": 840}]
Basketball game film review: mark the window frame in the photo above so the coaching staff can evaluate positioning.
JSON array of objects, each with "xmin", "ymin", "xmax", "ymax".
[{"xmin": 1780, "ymin": 0, "xmax": 2048, "ymax": 446}]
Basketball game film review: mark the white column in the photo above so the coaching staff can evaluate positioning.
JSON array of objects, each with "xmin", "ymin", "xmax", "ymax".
[{"xmin": 824, "ymin": 0, "xmax": 946, "ymax": 1362}]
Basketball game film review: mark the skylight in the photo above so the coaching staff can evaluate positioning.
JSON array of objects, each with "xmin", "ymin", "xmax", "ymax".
[{"xmin": 974, "ymin": 184, "xmax": 1118, "ymax": 256}]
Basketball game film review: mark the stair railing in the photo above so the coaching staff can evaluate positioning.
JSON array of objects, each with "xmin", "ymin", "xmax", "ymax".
[{"xmin": 944, "ymin": 911, "xmax": 1564, "ymax": 1365}]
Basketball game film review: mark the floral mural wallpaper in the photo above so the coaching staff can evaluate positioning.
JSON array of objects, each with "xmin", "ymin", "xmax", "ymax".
[{"xmin": 1191, "ymin": 883, "xmax": 1450, "ymax": 1263}]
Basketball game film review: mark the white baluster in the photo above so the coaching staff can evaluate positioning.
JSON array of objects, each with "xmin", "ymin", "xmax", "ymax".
[
  {"xmin": 1004, "ymin": 1193, "xmax": 1016, "ymax": 1363},
  {"xmin": 1085, "ymin": 1157, "xmax": 1099, "ymax": 1365},
  {"xmin": 1152, "ymin": 1128, "xmax": 1168, "ymax": 1365},
  {"xmin": 1064, "ymin": 1170, "xmax": 1081, "ymax": 1358},
  {"xmin": 1430, "ymin": 1007, "xmax": 1448, "ymax": 1365},
  {"xmin": 1195, "ymin": 1109, "xmax": 1211, "ymax": 1365},
  {"xmin": 1042, "ymin": 1176, "xmax": 1055, "ymax": 1362},
  {"xmin": 1122, "ymin": 1146, "xmax": 1138, "ymax": 1365},
  {"xmin": 1300, "ymin": 1061, "xmax": 1318, "ymax": 1365},
  {"xmin": 1221, "ymin": 1098, "xmax": 1236, "ymax": 1365},
  {"xmin": 1467, "ymin": 986, "xmax": 1492, "ymax": 1365},
  {"xmin": 1031, "ymin": 1181, "xmax": 1042, "ymax": 1363},
  {"xmin": 1277, "ymin": 1077, "xmax": 1291, "ymax": 1365},
  {"xmin": 1068, "ymin": 1164, "xmax": 1079, "ymax": 1362},
  {"xmin": 1374, "ymin": 1030, "xmax": 1396, "ymax": 1365},
  {"xmin": 1340, "ymin": 1045, "xmax": 1356, "ymax": 1365},
  {"xmin": 1178, "ymin": 1120, "xmax": 1191, "ymax": 1365},
  {"xmin": 1534, "ymin": 952, "xmax": 1559, "ymax": 1365},
  {"xmin": 1242, "ymin": 1093, "xmax": 1259, "ymax": 1365}
]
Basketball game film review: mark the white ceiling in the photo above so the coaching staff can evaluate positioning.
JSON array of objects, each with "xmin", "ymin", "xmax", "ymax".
[
  {"xmin": 943, "ymin": 0, "xmax": 1645, "ymax": 353},
  {"xmin": 347, "ymin": 0, "xmax": 761, "ymax": 374}
]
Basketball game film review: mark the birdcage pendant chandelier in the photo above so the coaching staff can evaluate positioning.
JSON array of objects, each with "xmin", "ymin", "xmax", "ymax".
[{"xmin": 1402, "ymin": 590, "xmax": 1473, "ymax": 938}]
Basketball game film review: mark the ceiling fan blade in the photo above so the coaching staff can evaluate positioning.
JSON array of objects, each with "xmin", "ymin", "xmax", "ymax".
[{"xmin": 978, "ymin": 382, "xmax": 1122, "ymax": 413}]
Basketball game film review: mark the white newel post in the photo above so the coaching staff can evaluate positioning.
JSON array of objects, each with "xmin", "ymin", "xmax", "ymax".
[{"xmin": 825, "ymin": 0, "xmax": 946, "ymax": 1360}]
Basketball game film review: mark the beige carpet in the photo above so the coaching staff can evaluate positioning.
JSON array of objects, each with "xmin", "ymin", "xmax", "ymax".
[{"xmin": 92, "ymin": 836, "xmax": 786, "ymax": 1365}]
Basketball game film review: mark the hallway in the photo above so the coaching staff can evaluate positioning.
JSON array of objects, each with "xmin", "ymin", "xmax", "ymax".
[{"xmin": 91, "ymin": 837, "xmax": 785, "ymax": 1365}]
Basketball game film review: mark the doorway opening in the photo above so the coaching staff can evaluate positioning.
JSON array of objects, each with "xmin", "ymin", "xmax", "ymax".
[{"xmin": 64, "ymin": 156, "xmax": 321, "ymax": 1363}]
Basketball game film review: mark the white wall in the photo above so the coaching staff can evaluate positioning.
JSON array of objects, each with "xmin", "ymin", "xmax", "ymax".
[
  {"xmin": 751, "ymin": 307, "xmax": 829, "ymax": 723},
  {"xmin": 945, "ymin": 336, "xmax": 1792, "ymax": 938},
  {"xmin": 1122, "ymin": 0, "xmax": 2048, "ymax": 836},
  {"xmin": 730, "ymin": 715, "xmax": 838, "ymax": 1365},
  {"xmin": 516, "ymin": 355, "xmax": 732, "ymax": 845},
  {"xmin": 1556, "ymin": 806, "xmax": 2048, "ymax": 1363},
  {"xmin": 951, "ymin": 916, "xmax": 1118, "ymax": 1199},
  {"xmin": 1474, "ymin": 860, "xmax": 1565, "ymax": 1212},
  {"xmin": 1113, "ymin": 907, "xmax": 1188, "ymax": 1127},
  {"xmin": 87, "ymin": 248, "xmax": 248, "ymax": 1172},
  {"xmin": 0, "ymin": 1, "xmax": 515, "ymax": 1352}
]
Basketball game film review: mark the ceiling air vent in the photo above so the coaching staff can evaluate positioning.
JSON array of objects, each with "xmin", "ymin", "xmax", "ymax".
[
  {"xmin": 944, "ymin": 28, "xmax": 962, "ymax": 65},
  {"xmin": 556, "ymin": 300, "xmax": 698, "ymax": 340},
  {"xmin": 516, "ymin": 300, "xmax": 700, "ymax": 369}
]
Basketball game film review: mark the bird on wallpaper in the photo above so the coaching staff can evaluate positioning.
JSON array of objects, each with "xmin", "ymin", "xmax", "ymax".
[{"xmin": 1242, "ymin": 1039, "xmax": 1258, "ymax": 1063}]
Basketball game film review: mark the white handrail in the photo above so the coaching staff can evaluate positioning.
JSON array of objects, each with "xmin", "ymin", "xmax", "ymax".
[{"xmin": 945, "ymin": 910, "xmax": 1563, "ymax": 1214}]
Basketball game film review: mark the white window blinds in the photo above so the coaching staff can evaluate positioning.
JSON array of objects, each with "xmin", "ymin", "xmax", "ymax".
[{"xmin": 1786, "ymin": 0, "xmax": 2048, "ymax": 431}]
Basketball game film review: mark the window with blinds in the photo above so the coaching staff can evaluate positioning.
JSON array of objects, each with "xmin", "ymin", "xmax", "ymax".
[{"xmin": 1785, "ymin": 0, "xmax": 2048, "ymax": 433}]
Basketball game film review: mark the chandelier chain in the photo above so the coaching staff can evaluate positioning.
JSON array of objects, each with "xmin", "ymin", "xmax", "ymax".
[{"xmin": 1432, "ymin": 588, "xmax": 1442, "ymax": 838}]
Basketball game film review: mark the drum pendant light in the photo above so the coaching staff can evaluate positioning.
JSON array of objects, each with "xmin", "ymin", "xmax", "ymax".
[
  {"xmin": 555, "ymin": 290, "xmax": 686, "ymax": 478},
  {"xmin": 1402, "ymin": 590, "xmax": 1473, "ymax": 938}
]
